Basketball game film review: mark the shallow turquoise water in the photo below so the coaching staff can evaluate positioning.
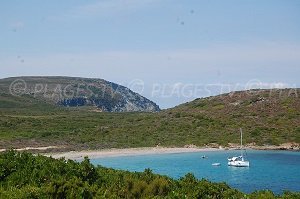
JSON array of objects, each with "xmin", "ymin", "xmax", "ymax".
[{"xmin": 90, "ymin": 150, "xmax": 300, "ymax": 194}]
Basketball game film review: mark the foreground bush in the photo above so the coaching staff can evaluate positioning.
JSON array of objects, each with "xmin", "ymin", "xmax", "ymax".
[{"xmin": 0, "ymin": 151, "xmax": 299, "ymax": 198}]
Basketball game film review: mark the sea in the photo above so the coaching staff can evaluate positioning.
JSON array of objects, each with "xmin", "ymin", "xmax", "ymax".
[{"xmin": 90, "ymin": 150, "xmax": 300, "ymax": 194}]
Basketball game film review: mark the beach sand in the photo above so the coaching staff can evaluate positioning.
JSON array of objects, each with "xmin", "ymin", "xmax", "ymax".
[
  {"xmin": 45, "ymin": 147, "xmax": 223, "ymax": 160},
  {"xmin": 2, "ymin": 142, "xmax": 298, "ymax": 160}
]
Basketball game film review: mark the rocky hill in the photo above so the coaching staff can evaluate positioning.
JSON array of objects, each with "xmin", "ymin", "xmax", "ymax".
[{"xmin": 0, "ymin": 76, "xmax": 160, "ymax": 112}]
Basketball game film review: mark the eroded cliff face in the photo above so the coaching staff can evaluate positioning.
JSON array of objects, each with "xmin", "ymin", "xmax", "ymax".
[{"xmin": 0, "ymin": 76, "xmax": 160, "ymax": 112}]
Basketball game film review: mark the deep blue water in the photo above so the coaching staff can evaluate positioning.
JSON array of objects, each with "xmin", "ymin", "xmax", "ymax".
[{"xmin": 90, "ymin": 150, "xmax": 300, "ymax": 194}]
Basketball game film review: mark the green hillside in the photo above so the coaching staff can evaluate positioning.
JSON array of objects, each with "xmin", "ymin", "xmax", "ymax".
[
  {"xmin": 170, "ymin": 89, "xmax": 300, "ymax": 146},
  {"xmin": 0, "ymin": 87, "xmax": 299, "ymax": 150}
]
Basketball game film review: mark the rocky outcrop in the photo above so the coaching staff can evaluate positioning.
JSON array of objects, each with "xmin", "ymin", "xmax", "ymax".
[{"xmin": 0, "ymin": 76, "xmax": 160, "ymax": 112}]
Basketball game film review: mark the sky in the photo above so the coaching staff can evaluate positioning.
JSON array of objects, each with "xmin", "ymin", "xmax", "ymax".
[{"xmin": 1, "ymin": 0, "xmax": 300, "ymax": 108}]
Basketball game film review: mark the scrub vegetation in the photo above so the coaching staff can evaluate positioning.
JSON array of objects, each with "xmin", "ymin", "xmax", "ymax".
[
  {"xmin": 0, "ymin": 88, "xmax": 299, "ymax": 150},
  {"xmin": 0, "ymin": 151, "xmax": 299, "ymax": 198}
]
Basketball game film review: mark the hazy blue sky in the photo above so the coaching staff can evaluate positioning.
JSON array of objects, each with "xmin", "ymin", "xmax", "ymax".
[{"xmin": 1, "ymin": 0, "xmax": 300, "ymax": 108}]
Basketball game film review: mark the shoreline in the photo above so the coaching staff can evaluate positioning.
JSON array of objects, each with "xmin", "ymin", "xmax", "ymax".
[
  {"xmin": 45, "ymin": 147, "xmax": 223, "ymax": 160},
  {"xmin": 1, "ymin": 143, "xmax": 299, "ymax": 160},
  {"xmin": 45, "ymin": 146, "xmax": 300, "ymax": 160}
]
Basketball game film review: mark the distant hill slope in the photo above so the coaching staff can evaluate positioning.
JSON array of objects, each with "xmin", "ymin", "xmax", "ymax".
[
  {"xmin": 0, "ymin": 87, "xmax": 299, "ymax": 150},
  {"xmin": 0, "ymin": 76, "xmax": 160, "ymax": 112},
  {"xmin": 168, "ymin": 88, "xmax": 300, "ymax": 146}
]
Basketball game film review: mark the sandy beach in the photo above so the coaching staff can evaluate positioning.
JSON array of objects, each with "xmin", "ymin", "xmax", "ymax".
[
  {"xmin": 1, "ymin": 143, "xmax": 298, "ymax": 160},
  {"xmin": 45, "ymin": 147, "xmax": 223, "ymax": 160}
]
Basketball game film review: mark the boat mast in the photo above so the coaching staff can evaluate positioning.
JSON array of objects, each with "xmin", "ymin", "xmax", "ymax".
[
  {"xmin": 240, "ymin": 128, "xmax": 243, "ymax": 149},
  {"xmin": 240, "ymin": 128, "xmax": 244, "ymax": 160}
]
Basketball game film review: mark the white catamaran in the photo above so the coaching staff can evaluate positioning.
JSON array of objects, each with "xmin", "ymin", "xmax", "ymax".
[{"xmin": 228, "ymin": 128, "xmax": 250, "ymax": 167}]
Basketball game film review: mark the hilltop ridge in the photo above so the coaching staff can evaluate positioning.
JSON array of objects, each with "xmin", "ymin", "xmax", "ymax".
[{"xmin": 0, "ymin": 76, "xmax": 160, "ymax": 112}]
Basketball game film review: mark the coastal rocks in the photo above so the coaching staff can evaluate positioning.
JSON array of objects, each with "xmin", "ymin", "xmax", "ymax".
[
  {"xmin": 205, "ymin": 143, "xmax": 220, "ymax": 148},
  {"xmin": 278, "ymin": 142, "xmax": 300, "ymax": 150},
  {"xmin": 184, "ymin": 144, "xmax": 198, "ymax": 148},
  {"xmin": 237, "ymin": 142, "xmax": 300, "ymax": 151}
]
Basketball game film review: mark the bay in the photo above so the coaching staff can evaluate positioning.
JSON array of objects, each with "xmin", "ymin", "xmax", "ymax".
[{"xmin": 90, "ymin": 150, "xmax": 300, "ymax": 194}]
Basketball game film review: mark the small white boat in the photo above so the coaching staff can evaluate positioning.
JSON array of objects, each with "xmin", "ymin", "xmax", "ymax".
[
  {"xmin": 228, "ymin": 128, "xmax": 250, "ymax": 167},
  {"xmin": 202, "ymin": 155, "xmax": 208, "ymax": 159},
  {"xmin": 212, "ymin": 163, "xmax": 221, "ymax": 166}
]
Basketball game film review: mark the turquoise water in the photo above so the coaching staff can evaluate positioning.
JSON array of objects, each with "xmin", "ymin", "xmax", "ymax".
[{"xmin": 90, "ymin": 150, "xmax": 300, "ymax": 194}]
